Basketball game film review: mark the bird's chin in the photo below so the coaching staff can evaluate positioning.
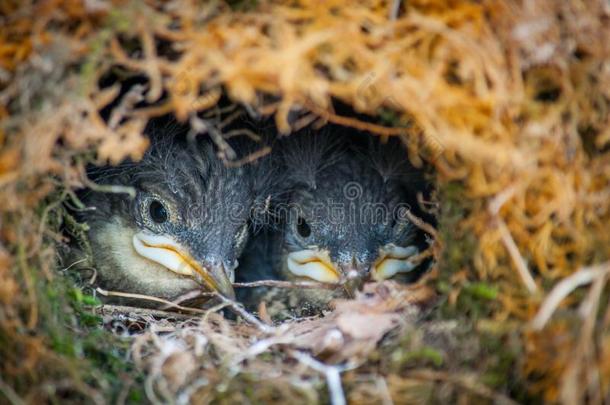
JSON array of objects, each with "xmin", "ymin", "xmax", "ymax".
[
  {"xmin": 132, "ymin": 231, "xmax": 235, "ymax": 298},
  {"xmin": 372, "ymin": 244, "xmax": 418, "ymax": 281},
  {"xmin": 286, "ymin": 249, "xmax": 341, "ymax": 283}
]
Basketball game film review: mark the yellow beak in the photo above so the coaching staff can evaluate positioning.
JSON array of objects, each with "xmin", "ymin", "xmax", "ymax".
[
  {"xmin": 372, "ymin": 244, "xmax": 418, "ymax": 281},
  {"xmin": 286, "ymin": 249, "xmax": 341, "ymax": 283},
  {"xmin": 133, "ymin": 232, "xmax": 235, "ymax": 299}
]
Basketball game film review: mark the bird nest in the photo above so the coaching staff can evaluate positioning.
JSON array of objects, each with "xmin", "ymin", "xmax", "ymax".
[{"xmin": 1, "ymin": 0, "xmax": 609, "ymax": 403}]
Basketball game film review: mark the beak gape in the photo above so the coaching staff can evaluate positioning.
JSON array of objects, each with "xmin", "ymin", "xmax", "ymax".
[
  {"xmin": 286, "ymin": 249, "xmax": 341, "ymax": 283},
  {"xmin": 132, "ymin": 232, "xmax": 236, "ymax": 299},
  {"xmin": 371, "ymin": 245, "xmax": 419, "ymax": 281},
  {"xmin": 287, "ymin": 245, "xmax": 420, "ymax": 285}
]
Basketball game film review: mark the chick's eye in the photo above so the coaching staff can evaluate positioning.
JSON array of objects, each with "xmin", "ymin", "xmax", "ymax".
[
  {"xmin": 296, "ymin": 216, "xmax": 311, "ymax": 238},
  {"xmin": 148, "ymin": 199, "xmax": 168, "ymax": 224}
]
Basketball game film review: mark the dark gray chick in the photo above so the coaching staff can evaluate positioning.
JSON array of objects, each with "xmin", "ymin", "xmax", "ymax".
[
  {"xmin": 72, "ymin": 124, "xmax": 263, "ymax": 302},
  {"xmin": 239, "ymin": 127, "xmax": 429, "ymax": 313}
]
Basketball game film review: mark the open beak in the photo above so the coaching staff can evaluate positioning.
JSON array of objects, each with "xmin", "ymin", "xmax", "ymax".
[
  {"xmin": 286, "ymin": 249, "xmax": 341, "ymax": 283},
  {"xmin": 372, "ymin": 244, "xmax": 419, "ymax": 281},
  {"xmin": 133, "ymin": 232, "xmax": 235, "ymax": 299}
]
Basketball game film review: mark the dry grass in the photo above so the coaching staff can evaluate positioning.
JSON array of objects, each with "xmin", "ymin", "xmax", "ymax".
[{"xmin": 1, "ymin": 0, "xmax": 609, "ymax": 403}]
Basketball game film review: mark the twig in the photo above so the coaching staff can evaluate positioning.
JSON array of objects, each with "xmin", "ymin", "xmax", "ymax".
[
  {"xmin": 405, "ymin": 249, "xmax": 433, "ymax": 266},
  {"xmin": 203, "ymin": 103, "xmax": 238, "ymax": 121},
  {"xmin": 530, "ymin": 262, "xmax": 610, "ymax": 330},
  {"xmin": 202, "ymin": 301, "xmax": 232, "ymax": 322},
  {"xmin": 81, "ymin": 174, "xmax": 136, "ymax": 199},
  {"xmin": 223, "ymin": 128, "xmax": 262, "ymax": 142},
  {"xmin": 109, "ymin": 36, "xmax": 173, "ymax": 75},
  {"xmin": 290, "ymin": 350, "xmax": 346, "ymax": 405},
  {"xmin": 160, "ymin": 289, "xmax": 214, "ymax": 310},
  {"xmin": 139, "ymin": 25, "xmax": 162, "ymax": 102},
  {"xmin": 59, "ymin": 258, "xmax": 88, "ymax": 272},
  {"xmin": 108, "ymin": 83, "xmax": 146, "ymax": 130},
  {"xmin": 404, "ymin": 210, "xmax": 438, "ymax": 241},
  {"xmin": 95, "ymin": 304, "xmax": 197, "ymax": 321},
  {"xmin": 561, "ymin": 264, "xmax": 607, "ymax": 403},
  {"xmin": 96, "ymin": 288, "xmax": 208, "ymax": 314},
  {"xmin": 87, "ymin": 267, "xmax": 98, "ymax": 284},
  {"xmin": 189, "ymin": 115, "xmax": 237, "ymax": 161},
  {"xmin": 229, "ymin": 334, "xmax": 295, "ymax": 370},
  {"xmin": 291, "ymin": 113, "xmax": 319, "ymax": 132},
  {"xmin": 389, "ymin": 0, "xmax": 402, "ymax": 21},
  {"xmin": 496, "ymin": 218, "xmax": 538, "ymax": 295},
  {"xmin": 487, "ymin": 186, "xmax": 538, "ymax": 295},
  {"xmin": 0, "ymin": 376, "xmax": 25, "ymax": 405},
  {"xmin": 233, "ymin": 279, "xmax": 338, "ymax": 290},
  {"xmin": 306, "ymin": 102, "xmax": 412, "ymax": 137},
  {"xmin": 211, "ymin": 292, "xmax": 275, "ymax": 333},
  {"xmin": 417, "ymin": 191, "xmax": 439, "ymax": 216},
  {"xmin": 488, "ymin": 184, "xmax": 519, "ymax": 215},
  {"xmin": 224, "ymin": 146, "xmax": 272, "ymax": 167},
  {"xmin": 218, "ymin": 109, "xmax": 244, "ymax": 130}
]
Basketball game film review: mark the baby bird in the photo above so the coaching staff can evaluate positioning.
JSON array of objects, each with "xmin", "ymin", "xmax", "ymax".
[
  {"xmin": 238, "ymin": 127, "xmax": 430, "ymax": 314},
  {"xmin": 70, "ymin": 122, "xmax": 262, "ymax": 303}
]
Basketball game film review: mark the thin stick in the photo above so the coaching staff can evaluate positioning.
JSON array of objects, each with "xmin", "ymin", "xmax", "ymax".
[
  {"xmin": 96, "ymin": 288, "xmax": 208, "ymax": 314},
  {"xmin": 496, "ymin": 218, "xmax": 538, "ymax": 295},
  {"xmin": 417, "ymin": 191, "xmax": 439, "ymax": 216},
  {"xmin": 405, "ymin": 249, "xmax": 433, "ymax": 266},
  {"xmin": 404, "ymin": 210, "xmax": 438, "ymax": 240},
  {"xmin": 223, "ymin": 128, "xmax": 262, "ymax": 142},
  {"xmin": 160, "ymin": 289, "xmax": 215, "ymax": 310},
  {"xmin": 95, "ymin": 305, "xmax": 197, "ymax": 321},
  {"xmin": 211, "ymin": 292, "xmax": 275, "ymax": 333},
  {"xmin": 530, "ymin": 262, "xmax": 610, "ymax": 330},
  {"xmin": 488, "ymin": 187, "xmax": 538, "ymax": 295},
  {"xmin": 233, "ymin": 279, "xmax": 338, "ymax": 290},
  {"xmin": 218, "ymin": 109, "xmax": 244, "ymax": 129},
  {"xmin": 389, "ymin": 0, "xmax": 402, "ymax": 20},
  {"xmin": 108, "ymin": 83, "xmax": 145, "ymax": 130},
  {"xmin": 87, "ymin": 267, "xmax": 98, "ymax": 284},
  {"xmin": 291, "ymin": 350, "xmax": 346, "ymax": 405},
  {"xmin": 488, "ymin": 184, "xmax": 518, "ymax": 215},
  {"xmin": 81, "ymin": 175, "xmax": 136, "ymax": 199},
  {"xmin": 139, "ymin": 26, "xmax": 162, "ymax": 102},
  {"xmin": 189, "ymin": 115, "xmax": 237, "ymax": 161},
  {"xmin": 224, "ymin": 146, "xmax": 272, "ymax": 167},
  {"xmin": 59, "ymin": 258, "xmax": 88, "ymax": 272},
  {"xmin": 0, "ymin": 376, "xmax": 25, "ymax": 405},
  {"xmin": 307, "ymin": 102, "xmax": 410, "ymax": 137}
]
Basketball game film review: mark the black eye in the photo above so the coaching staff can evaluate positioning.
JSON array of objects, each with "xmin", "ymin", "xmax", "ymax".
[
  {"xmin": 149, "ymin": 199, "xmax": 168, "ymax": 224},
  {"xmin": 296, "ymin": 216, "xmax": 311, "ymax": 238}
]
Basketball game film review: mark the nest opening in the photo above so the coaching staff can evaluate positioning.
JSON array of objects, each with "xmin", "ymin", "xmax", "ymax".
[{"xmin": 2, "ymin": 1, "xmax": 609, "ymax": 403}]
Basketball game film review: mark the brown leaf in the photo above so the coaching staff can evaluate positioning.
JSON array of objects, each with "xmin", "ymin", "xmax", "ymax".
[{"xmin": 336, "ymin": 312, "xmax": 400, "ymax": 341}]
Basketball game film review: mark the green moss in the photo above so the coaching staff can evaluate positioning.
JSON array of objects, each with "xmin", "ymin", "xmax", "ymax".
[
  {"xmin": 437, "ymin": 181, "xmax": 477, "ymax": 275},
  {"xmin": 393, "ymin": 346, "xmax": 444, "ymax": 368},
  {"xmin": 434, "ymin": 180, "xmax": 504, "ymax": 319},
  {"xmin": 0, "ymin": 188, "xmax": 148, "ymax": 403},
  {"xmin": 80, "ymin": 3, "xmax": 165, "ymax": 91},
  {"xmin": 434, "ymin": 185, "xmax": 472, "ymax": 317}
]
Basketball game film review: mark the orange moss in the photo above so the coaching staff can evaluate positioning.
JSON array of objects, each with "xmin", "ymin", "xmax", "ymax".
[{"xmin": 1, "ymin": 0, "xmax": 609, "ymax": 402}]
